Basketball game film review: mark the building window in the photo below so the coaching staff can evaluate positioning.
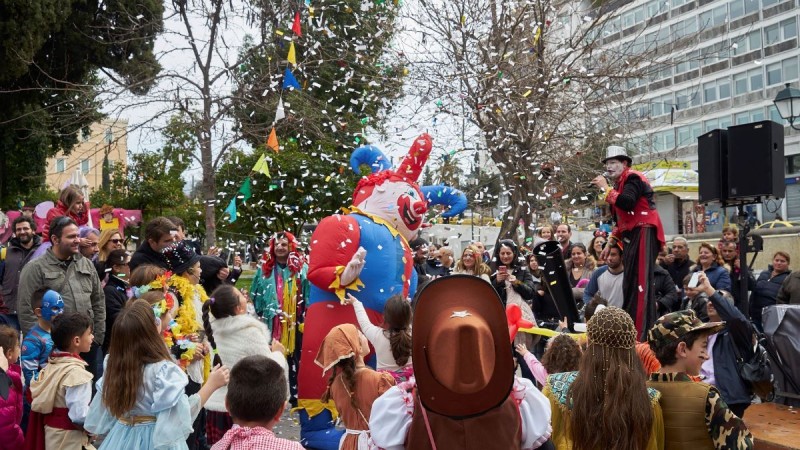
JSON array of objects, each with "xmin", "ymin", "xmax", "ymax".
[
  {"xmin": 676, "ymin": 88, "xmax": 701, "ymax": 109},
  {"xmin": 762, "ymin": 0, "xmax": 779, "ymax": 6},
  {"xmin": 765, "ymin": 24, "xmax": 781, "ymax": 45},
  {"xmin": 651, "ymin": 93, "xmax": 674, "ymax": 117},
  {"xmin": 770, "ymin": 105, "xmax": 788, "ymax": 125},
  {"xmin": 675, "ymin": 51, "xmax": 701, "ymax": 75},
  {"xmin": 700, "ymin": 5, "xmax": 728, "ymax": 29},
  {"xmin": 703, "ymin": 77, "xmax": 731, "ymax": 104},
  {"xmin": 783, "ymin": 18, "xmax": 798, "ymax": 40},
  {"xmin": 653, "ymin": 129, "xmax": 676, "ymax": 152},
  {"xmin": 729, "ymin": 0, "xmax": 745, "ymax": 19},
  {"xmin": 704, "ymin": 118, "xmax": 719, "ymax": 132},
  {"xmin": 749, "ymin": 68, "xmax": 764, "ymax": 91},
  {"xmin": 765, "ymin": 18, "xmax": 797, "ymax": 46},
  {"xmin": 56, "ymin": 159, "xmax": 66, "ymax": 173},
  {"xmin": 732, "ymin": 30, "xmax": 762, "ymax": 54},
  {"xmin": 766, "ymin": 57, "xmax": 799, "ymax": 86},
  {"xmin": 622, "ymin": 8, "xmax": 636, "ymax": 30},
  {"xmin": 734, "ymin": 108, "xmax": 766, "ymax": 125},
  {"xmin": 602, "ymin": 17, "xmax": 621, "ymax": 36},
  {"xmin": 80, "ymin": 159, "xmax": 90, "ymax": 174},
  {"xmin": 647, "ymin": 0, "xmax": 668, "ymax": 15},
  {"xmin": 677, "ymin": 123, "xmax": 703, "ymax": 146},
  {"xmin": 671, "ymin": 18, "xmax": 698, "ymax": 39},
  {"xmin": 744, "ymin": 0, "xmax": 759, "ymax": 14},
  {"xmin": 731, "ymin": 0, "xmax": 760, "ymax": 17}
]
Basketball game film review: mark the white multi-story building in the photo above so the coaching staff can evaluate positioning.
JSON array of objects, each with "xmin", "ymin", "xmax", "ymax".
[{"xmin": 604, "ymin": 0, "xmax": 799, "ymax": 234}]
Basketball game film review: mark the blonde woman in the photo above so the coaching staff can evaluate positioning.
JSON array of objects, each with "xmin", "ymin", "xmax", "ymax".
[{"xmin": 452, "ymin": 245, "xmax": 492, "ymax": 282}]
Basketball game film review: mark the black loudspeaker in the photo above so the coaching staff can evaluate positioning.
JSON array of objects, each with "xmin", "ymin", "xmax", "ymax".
[
  {"xmin": 698, "ymin": 129, "xmax": 727, "ymax": 203},
  {"xmin": 727, "ymin": 120, "xmax": 785, "ymax": 201}
]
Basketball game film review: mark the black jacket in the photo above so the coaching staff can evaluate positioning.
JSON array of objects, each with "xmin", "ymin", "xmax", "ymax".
[
  {"xmin": 129, "ymin": 242, "xmax": 169, "ymax": 272},
  {"xmin": 199, "ymin": 255, "xmax": 243, "ymax": 295},
  {"xmin": 425, "ymin": 259, "xmax": 450, "ymax": 277},
  {"xmin": 0, "ymin": 235, "xmax": 42, "ymax": 313},
  {"xmin": 653, "ymin": 264, "xmax": 679, "ymax": 315},
  {"xmin": 529, "ymin": 271, "xmax": 561, "ymax": 323},
  {"xmin": 491, "ymin": 266, "xmax": 535, "ymax": 306},
  {"xmin": 661, "ymin": 257, "xmax": 692, "ymax": 294},
  {"xmin": 102, "ymin": 275, "xmax": 128, "ymax": 353},
  {"xmin": 749, "ymin": 267, "xmax": 790, "ymax": 329},
  {"xmin": 708, "ymin": 291, "xmax": 756, "ymax": 405}
]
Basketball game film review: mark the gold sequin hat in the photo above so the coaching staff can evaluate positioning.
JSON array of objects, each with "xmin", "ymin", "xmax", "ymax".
[{"xmin": 587, "ymin": 306, "xmax": 637, "ymax": 349}]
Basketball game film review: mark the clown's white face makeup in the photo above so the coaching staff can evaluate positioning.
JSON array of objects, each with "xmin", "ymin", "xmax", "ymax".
[{"xmin": 605, "ymin": 159, "xmax": 626, "ymax": 179}]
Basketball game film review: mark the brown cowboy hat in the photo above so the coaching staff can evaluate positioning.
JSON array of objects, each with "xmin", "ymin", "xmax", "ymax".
[{"xmin": 412, "ymin": 275, "xmax": 514, "ymax": 418}]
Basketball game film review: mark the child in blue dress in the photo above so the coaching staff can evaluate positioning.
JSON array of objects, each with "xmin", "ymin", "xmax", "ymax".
[{"xmin": 85, "ymin": 299, "xmax": 229, "ymax": 449}]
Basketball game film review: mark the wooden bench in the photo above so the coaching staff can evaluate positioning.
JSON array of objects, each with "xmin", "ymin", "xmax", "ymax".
[{"xmin": 744, "ymin": 402, "xmax": 800, "ymax": 449}]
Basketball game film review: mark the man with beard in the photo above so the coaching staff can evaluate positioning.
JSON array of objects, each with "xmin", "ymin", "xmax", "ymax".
[
  {"xmin": 592, "ymin": 146, "xmax": 665, "ymax": 341},
  {"xmin": 249, "ymin": 231, "xmax": 308, "ymax": 406},
  {"xmin": 17, "ymin": 217, "xmax": 105, "ymax": 381},
  {"xmin": 555, "ymin": 223, "xmax": 574, "ymax": 259},
  {"xmin": 583, "ymin": 243, "xmax": 625, "ymax": 307},
  {"xmin": 0, "ymin": 217, "xmax": 43, "ymax": 331}
]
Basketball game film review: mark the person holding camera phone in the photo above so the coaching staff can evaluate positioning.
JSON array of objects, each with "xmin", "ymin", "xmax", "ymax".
[
  {"xmin": 491, "ymin": 240, "xmax": 535, "ymax": 306},
  {"xmin": 696, "ymin": 271, "xmax": 759, "ymax": 419}
]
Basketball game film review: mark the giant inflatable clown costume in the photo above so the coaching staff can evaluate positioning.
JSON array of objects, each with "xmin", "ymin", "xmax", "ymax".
[{"xmin": 297, "ymin": 134, "xmax": 467, "ymax": 449}]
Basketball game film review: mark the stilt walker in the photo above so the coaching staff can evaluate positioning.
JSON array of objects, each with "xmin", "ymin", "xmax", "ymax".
[{"xmin": 592, "ymin": 146, "xmax": 665, "ymax": 341}]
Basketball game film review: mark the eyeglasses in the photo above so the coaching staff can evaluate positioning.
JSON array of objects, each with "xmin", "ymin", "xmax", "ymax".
[{"xmin": 110, "ymin": 239, "xmax": 124, "ymax": 244}]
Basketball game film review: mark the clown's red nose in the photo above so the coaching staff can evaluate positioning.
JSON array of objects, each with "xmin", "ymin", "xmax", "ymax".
[{"xmin": 413, "ymin": 202, "xmax": 427, "ymax": 216}]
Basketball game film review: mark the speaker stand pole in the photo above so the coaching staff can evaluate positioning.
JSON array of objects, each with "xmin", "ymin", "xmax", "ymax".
[{"xmin": 737, "ymin": 204, "xmax": 751, "ymax": 319}]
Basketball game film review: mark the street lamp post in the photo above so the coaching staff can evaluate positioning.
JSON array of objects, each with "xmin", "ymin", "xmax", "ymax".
[{"xmin": 773, "ymin": 83, "xmax": 800, "ymax": 131}]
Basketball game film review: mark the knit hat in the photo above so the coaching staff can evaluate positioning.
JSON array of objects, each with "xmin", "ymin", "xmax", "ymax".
[
  {"xmin": 163, "ymin": 241, "xmax": 201, "ymax": 274},
  {"xmin": 647, "ymin": 310, "xmax": 725, "ymax": 349}
]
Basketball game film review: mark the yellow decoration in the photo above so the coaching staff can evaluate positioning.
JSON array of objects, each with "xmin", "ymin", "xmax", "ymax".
[
  {"xmin": 169, "ymin": 275, "xmax": 206, "ymax": 336},
  {"xmin": 287, "ymin": 41, "xmax": 297, "ymax": 65},
  {"xmin": 329, "ymin": 265, "xmax": 365, "ymax": 303},
  {"xmin": 280, "ymin": 276, "xmax": 300, "ymax": 355},
  {"xmin": 518, "ymin": 327, "xmax": 584, "ymax": 339},
  {"xmin": 293, "ymin": 399, "xmax": 339, "ymax": 420}
]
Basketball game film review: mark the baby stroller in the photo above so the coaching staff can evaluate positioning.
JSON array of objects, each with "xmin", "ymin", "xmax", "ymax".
[{"xmin": 762, "ymin": 304, "xmax": 800, "ymax": 407}]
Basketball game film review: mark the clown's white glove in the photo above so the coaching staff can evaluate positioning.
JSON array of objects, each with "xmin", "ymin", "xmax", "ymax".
[{"xmin": 341, "ymin": 247, "xmax": 367, "ymax": 286}]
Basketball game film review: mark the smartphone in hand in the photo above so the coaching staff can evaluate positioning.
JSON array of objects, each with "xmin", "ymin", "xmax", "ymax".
[{"xmin": 688, "ymin": 272, "xmax": 701, "ymax": 288}]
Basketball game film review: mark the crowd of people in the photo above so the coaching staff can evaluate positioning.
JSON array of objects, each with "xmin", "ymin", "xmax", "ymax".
[{"xmin": 0, "ymin": 169, "xmax": 795, "ymax": 449}]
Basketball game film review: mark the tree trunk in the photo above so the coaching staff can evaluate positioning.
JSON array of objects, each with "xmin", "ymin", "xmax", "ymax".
[
  {"xmin": 201, "ymin": 135, "xmax": 216, "ymax": 246},
  {"xmin": 497, "ymin": 181, "xmax": 533, "ymax": 244}
]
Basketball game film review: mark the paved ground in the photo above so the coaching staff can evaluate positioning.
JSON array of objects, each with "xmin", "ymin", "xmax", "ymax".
[{"xmin": 273, "ymin": 409, "xmax": 303, "ymax": 444}]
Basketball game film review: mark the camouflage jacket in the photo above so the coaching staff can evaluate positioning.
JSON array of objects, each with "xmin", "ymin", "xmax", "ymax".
[{"xmin": 650, "ymin": 372, "xmax": 753, "ymax": 450}]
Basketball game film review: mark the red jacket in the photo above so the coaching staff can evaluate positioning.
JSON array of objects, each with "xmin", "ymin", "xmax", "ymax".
[
  {"xmin": 605, "ymin": 168, "xmax": 665, "ymax": 246},
  {"xmin": 42, "ymin": 201, "xmax": 90, "ymax": 241},
  {"xmin": 0, "ymin": 364, "xmax": 24, "ymax": 448}
]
